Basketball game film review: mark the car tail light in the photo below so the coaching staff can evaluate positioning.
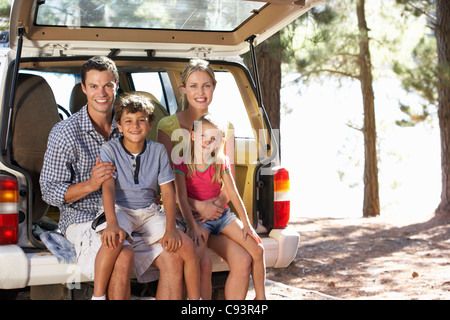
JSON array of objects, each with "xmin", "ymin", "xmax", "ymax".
[
  {"xmin": 273, "ymin": 168, "xmax": 290, "ymax": 228},
  {"xmin": 0, "ymin": 176, "xmax": 19, "ymax": 244}
]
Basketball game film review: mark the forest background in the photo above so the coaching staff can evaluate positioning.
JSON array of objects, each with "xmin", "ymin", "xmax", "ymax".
[{"xmin": 1, "ymin": 0, "xmax": 448, "ymax": 222}]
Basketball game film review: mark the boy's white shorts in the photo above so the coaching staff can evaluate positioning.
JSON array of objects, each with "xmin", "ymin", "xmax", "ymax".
[{"xmin": 66, "ymin": 203, "xmax": 167, "ymax": 283}]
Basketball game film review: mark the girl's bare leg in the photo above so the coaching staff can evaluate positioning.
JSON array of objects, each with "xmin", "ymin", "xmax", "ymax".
[
  {"xmin": 198, "ymin": 243, "xmax": 212, "ymax": 299},
  {"xmin": 176, "ymin": 230, "xmax": 201, "ymax": 299}
]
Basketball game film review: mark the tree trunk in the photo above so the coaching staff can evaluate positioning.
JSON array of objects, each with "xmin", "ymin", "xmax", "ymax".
[
  {"xmin": 357, "ymin": 0, "xmax": 380, "ymax": 217},
  {"xmin": 256, "ymin": 32, "xmax": 282, "ymax": 130},
  {"xmin": 435, "ymin": 0, "xmax": 450, "ymax": 215}
]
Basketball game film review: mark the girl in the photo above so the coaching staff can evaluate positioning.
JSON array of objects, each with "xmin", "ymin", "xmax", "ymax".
[{"xmin": 173, "ymin": 113, "xmax": 266, "ymax": 300}]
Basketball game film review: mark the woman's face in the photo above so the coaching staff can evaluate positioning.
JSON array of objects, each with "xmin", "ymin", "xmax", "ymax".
[{"xmin": 182, "ymin": 70, "xmax": 215, "ymax": 111}]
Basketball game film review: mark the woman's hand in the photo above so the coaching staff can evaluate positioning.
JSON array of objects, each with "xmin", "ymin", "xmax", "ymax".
[{"xmin": 193, "ymin": 198, "xmax": 223, "ymax": 223}]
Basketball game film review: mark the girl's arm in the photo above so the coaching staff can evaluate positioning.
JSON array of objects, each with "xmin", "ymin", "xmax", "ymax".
[
  {"xmin": 222, "ymin": 171, "xmax": 261, "ymax": 243},
  {"xmin": 174, "ymin": 172, "xmax": 205, "ymax": 245},
  {"xmin": 101, "ymin": 177, "xmax": 126, "ymax": 249},
  {"xmin": 214, "ymin": 132, "xmax": 236, "ymax": 208}
]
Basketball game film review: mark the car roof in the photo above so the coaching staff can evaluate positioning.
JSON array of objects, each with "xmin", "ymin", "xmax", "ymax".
[{"xmin": 10, "ymin": 0, "xmax": 322, "ymax": 58}]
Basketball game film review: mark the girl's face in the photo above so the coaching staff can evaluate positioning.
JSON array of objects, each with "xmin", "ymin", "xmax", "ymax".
[
  {"xmin": 192, "ymin": 122, "xmax": 223, "ymax": 160},
  {"xmin": 182, "ymin": 70, "xmax": 215, "ymax": 111}
]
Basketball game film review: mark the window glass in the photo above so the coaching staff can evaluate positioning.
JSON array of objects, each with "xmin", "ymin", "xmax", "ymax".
[
  {"xmin": 19, "ymin": 70, "xmax": 77, "ymax": 119},
  {"xmin": 131, "ymin": 70, "xmax": 254, "ymax": 139},
  {"xmin": 210, "ymin": 72, "xmax": 254, "ymax": 139},
  {"xmin": 36, "ymin": 0, "xmax": 266, "ymax": 32},
  {"xmin": 131, "ymin": 72, "xmax": 177, "ymax": 114}
]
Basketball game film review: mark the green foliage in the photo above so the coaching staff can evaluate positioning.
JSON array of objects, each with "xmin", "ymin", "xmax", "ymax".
[
  {"xmin": 392, "ymin": 0, "xmax": 439, "ymax": 127},
  {"xmin": 0, "ymin": 0, "xmax": 10, "ymax": 31}
]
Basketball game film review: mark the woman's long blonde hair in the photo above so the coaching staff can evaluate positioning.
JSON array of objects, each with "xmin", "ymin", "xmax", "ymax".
[
  {"xmin": 180, "ymin": 59, "xmax": 217, "ymax": 110},
  {"xmin": 187, "ymin": 113, "xmax": 226, "ymax": 184}
]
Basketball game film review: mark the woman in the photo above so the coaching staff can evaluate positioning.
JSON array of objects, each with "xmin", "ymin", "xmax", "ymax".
[{"xmin": 157, "ymin": 59, "xmax": 252, "ymax": 300}]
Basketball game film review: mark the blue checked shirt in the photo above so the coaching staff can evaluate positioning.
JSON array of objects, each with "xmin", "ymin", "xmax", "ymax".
[{"xmin": 40, "ymin": 106, "xmax": 121, "ymax": 235}]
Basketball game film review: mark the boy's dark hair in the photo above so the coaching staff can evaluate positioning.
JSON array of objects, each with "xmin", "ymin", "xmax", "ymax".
[
  {"xmin": 114, "ymin": 92, "xmax": 155, "ymax": 123},
  {"xmin": 81, "ymin": 56, "xmax": 119, "ymax": 86}
]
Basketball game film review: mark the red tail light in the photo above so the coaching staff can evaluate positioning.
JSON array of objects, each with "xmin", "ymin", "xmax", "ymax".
[
  {"xmin": 0, "ymin": 176, "xmax": 19, "ymax": 244},
  {"xmin": 273, "ymin": 168, "xmax": 290, "ymax": 228}
]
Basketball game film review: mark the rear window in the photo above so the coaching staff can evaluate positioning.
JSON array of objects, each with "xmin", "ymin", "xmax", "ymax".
[
  {"xmin": 36, "ymin": 0, "xmax": 266, "ymax": 32},
  {"xmin": 130, "ymin": 70, "xmax": 254, "ymax": 140}
]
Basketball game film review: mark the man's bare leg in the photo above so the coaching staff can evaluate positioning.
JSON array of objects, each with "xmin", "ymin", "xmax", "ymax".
[{"xmin": 153, "ymin": 250, "xmax": 184, "ymax": 300}]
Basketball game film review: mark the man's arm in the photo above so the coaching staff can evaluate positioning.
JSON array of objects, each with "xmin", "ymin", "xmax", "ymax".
[{"xmin": 64, "ymin": 157, "xmax": 115, "ymax": 204}]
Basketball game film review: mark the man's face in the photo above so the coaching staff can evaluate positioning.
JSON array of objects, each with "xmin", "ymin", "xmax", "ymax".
[{"xmin": 81, "ymin": 69, "xmax": 118, "ymax": 114}]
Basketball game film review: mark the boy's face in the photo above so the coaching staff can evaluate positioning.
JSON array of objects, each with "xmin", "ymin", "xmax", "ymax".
[{"xmin": 117, "ymin": 110, "xmax": 151, "ymax": 144}]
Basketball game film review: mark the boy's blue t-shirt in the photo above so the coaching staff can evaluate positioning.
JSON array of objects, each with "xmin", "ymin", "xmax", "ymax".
[{"xmin": 99, "ymin": 138, "xmax": 174, "ymax": 210}]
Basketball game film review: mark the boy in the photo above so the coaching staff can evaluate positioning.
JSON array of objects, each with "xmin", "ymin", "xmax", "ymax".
[{"xmin": 93, "ymin": 92, "xmax": 200, "ymax": 300}]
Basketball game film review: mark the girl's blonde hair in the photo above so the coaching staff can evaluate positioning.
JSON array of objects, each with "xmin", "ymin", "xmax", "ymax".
[
  {"xmin": 187, "ymin": 113, "xmax": 226, "ymax": 184},
  {"xmin": 180, "ymin": 59, "xmax": 217, "ymax": 110}
]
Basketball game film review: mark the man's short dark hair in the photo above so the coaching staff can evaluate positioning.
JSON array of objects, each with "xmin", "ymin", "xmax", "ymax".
[{"xmin": 81, "ymin": 56, "xmax": 119, "ymax": 86}]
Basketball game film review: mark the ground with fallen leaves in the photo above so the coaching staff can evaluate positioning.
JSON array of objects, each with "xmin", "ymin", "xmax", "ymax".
[{"xmin": 266, "ymin": 212, "xmax": 450, "ymax": 300}]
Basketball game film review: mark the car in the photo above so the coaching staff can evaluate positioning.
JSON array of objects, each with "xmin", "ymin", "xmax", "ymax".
[{"xmin": 0, "ymin": 0, "xmax": 319, "ymax": 299}]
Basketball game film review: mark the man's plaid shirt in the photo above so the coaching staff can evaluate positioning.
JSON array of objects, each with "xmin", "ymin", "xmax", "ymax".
[{"xmin": 40, "ymin": 106, "xmax": 120, "ymax": 235}]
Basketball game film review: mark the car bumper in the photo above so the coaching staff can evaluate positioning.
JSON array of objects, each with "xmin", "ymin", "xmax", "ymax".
[
  {"xmin": 211, "ymin": 227, "xmax": 300, "ymax": 272},
  {"xmin": 0, "ymin": 244, "xmax": 90, "ymax": 289},
  {"xmin": 0, "ymin": 227, "xmax": 299, "ymax": 289}
]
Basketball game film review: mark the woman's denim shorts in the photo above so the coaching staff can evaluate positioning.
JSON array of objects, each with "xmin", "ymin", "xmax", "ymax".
[{"xmin": 198, "ymin": 207, "xmax": 236, "ymax": 235}]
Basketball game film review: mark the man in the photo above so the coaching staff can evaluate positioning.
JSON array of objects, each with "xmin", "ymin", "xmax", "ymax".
[{"xmin": 40, "ymin": 56, "xmax": 183, "ymax": 299}]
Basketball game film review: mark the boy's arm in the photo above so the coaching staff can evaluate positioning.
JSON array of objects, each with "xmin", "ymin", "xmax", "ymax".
[
  {"xmin": 159, "ymin": 181, "xmax": 182, "ymax": 252},
  {"xmin": 101, "ymin": 177, "xmax": 125, "ymax": 249}
]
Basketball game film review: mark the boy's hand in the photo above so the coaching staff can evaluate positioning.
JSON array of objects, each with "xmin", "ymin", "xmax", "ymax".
[
  {"xmin": 101, "ymin": 223, "xmax": 126, "ymax": 249},
  {"xmin": 161, "ymin": 228, "xmax": 182, "ymax": 252}
]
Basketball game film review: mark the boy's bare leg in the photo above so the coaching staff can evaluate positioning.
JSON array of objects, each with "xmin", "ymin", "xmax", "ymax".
[{"xmin": 106, "ymin": 245, "xmax": 134, "ymax": 300}]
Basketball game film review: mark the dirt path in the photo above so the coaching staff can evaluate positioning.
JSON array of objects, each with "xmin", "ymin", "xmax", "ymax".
[{"xmin": 266, "ymin": 213, "xmax": 450, "ymax": 300}]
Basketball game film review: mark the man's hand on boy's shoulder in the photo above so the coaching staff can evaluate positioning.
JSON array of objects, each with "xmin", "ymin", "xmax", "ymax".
[{"xmin": 89, "ymin": 157, "xmax": 116, "ymax": 191}]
